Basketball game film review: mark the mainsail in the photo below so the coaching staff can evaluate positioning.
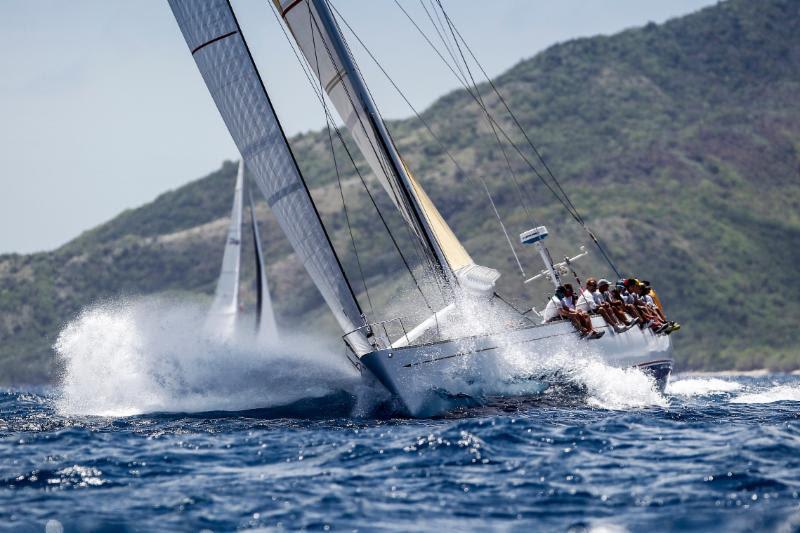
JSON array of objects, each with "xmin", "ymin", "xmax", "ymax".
[
  {"xmin": 273, "ymin": 0, "xmax": 475, "ymax": 281},
  {"xmin": 248, "ymin": 182, "xmax": 278, "ymax": 339},
  {"xmin": 206, "ymin": 158, "xmax": 244, "ymax": 337},
  {"xmin": 169, "ymin": 0, "xmax": 372, "ymax": 355}
]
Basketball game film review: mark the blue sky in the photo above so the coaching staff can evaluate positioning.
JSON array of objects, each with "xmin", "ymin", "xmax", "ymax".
[{"xmin": 0, "ymin": 0, "xmax": 716, "ymax": 254}]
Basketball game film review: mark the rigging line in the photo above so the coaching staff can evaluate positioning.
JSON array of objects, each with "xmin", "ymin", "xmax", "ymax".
[
  {"xmin": 309, "ymin": 9, "xmax": 375, "ymax": 315},
  {"xmin": 329, "ymin": 2, "xmax": 526, "ymax": 279},
  {"xmin": 420, "ymin": 0, "xmax": 468, "ymax": 87},
  {"xmin": 433, "ymin": 0, "xmax": 535, "ymax": 226},
  {"xmin": 435, "ymin": 1, "xmax": 622, "ymax": 277},
  {"xmin": 437, "ymin": 4, "xmax": 583, "ymax": 224},
  {"xmin": 269, "ymin": 0, "xmax": 435, "ymax": 312},
  {"xmin": 309, "ymin": 3, "xmax": 441, "ymax": 280},
  {"xmin": 393, "ymin": 0, "xmax": 586, "ymax": 228}
]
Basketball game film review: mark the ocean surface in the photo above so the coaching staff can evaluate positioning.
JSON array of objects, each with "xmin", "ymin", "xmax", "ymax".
[{"xmin": 2, "ymin": 301, "xmax": 800, "ymax": 532}]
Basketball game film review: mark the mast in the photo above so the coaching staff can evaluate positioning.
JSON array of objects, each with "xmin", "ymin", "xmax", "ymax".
[
  {"xmin": 275, "ymin": 0, "xmax": 476, "ymax": 287},
  {"xmin": 310, "ymin": 0, "xmax": 449, "ymax": 280}
]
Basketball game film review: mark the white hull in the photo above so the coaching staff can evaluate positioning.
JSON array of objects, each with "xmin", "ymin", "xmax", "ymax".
[{"xmin": 360, "ymin": 317, "xmax": 672, "ymax": 417}]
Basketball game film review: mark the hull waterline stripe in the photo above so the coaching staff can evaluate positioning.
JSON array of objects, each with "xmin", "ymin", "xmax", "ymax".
[
  {"xmin": 401, "ymin": 331, "xmax": 572, "ymax": 368},
  {"xmin": 191, "ymin": 30, "xmax": 239, "ymax": 54}
]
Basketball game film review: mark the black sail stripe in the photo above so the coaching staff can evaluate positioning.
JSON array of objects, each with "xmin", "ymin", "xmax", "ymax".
[
  {"xmin": 191, "ymin": 30, "xmax": 238, "ymax": 54},
  {"xmin": 266, "ymin": 182, "xmax": 303, "ymax": 207},
  {"xmin": 324, "ymin": 70, "xmax": 346, "ymax": 94},
  {"xmin": 280, "ymin": 0, "xmax": 303, "ymax": 17}
]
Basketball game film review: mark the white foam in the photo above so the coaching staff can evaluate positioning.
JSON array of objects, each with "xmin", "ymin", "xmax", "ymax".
[
  {"xmin": 493, "ymin": 339, "xmax": 667, "ymax": 411},
  {"xmin": 730, "ymin": 384, "xmax": 800, "ymax": 404},
  {"xmin": 666, "ymin": 378, "xmax": 741, "ymax": 397},
  {"xmin": 54, "ymin": 297, "xmax": 362, "ymax": 417}
]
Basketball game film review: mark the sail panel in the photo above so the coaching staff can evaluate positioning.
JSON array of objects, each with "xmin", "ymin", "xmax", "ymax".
[
  {"xmin": 274, "ymin": 0, "xmax": 474, "ymax": 276},
  {"xmin": 169, "ymin": 0, "xmax": 371, "ymax": 355},
  {"xmin": 402, "ymin": 164, "xmax": 472, "ymax": 272},
  {"xmin": 210, "ymin": 159, "xmax": 244, "ymax": 317}
]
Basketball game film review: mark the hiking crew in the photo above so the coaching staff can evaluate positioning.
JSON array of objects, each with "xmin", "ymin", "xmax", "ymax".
[
  {"xmin": 583, "ymin": 278, "xmax": 632, "ymax": 333},
  {"xmin": 554, "ymin": 276, "xmax": 678, "ymax": 337},
  {"xmin": 555, "ymin": 284, "xmax": 605, "ymax": 339}
]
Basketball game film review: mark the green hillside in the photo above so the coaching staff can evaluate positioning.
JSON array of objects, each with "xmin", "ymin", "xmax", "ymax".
[{"xmin": 1, "ymin": 0, "xmax": 798, "ymax": 384}]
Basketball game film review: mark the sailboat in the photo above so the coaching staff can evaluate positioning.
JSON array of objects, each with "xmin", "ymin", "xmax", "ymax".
[
  {"xmin": 206, "ymin": 159, "xmax": 278, "ymax": 340},
  {"xmin": 169, "ymin": 0, "xmax": 673, "ymax": 416}
]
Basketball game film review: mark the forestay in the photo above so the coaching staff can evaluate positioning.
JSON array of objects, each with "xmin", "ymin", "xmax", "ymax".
[{"xmin": 169, "ymin": 0, "xmax": 371, "ymax": 355}]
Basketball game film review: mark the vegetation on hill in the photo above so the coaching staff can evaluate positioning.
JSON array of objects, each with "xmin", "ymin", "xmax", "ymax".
[{"xmin": 1, "ymin": 0, "xmax": 798, "ymax": 384}]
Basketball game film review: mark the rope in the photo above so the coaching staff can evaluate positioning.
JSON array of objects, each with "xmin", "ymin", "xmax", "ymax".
[
  {"xmin": 329, "ymin": 2, "xmax": 527, "ymax": 279},
  {"xmin": 435, "ymin": 0, "xmax": 622, "ymax": 278},
  {"xmin": 395, "ymin": 0, "xmax": 622, "ymax": 278}
]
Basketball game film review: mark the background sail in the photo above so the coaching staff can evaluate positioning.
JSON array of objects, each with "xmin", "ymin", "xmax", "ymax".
[
  {"xmin": 274, "ymin": 0, "xmax": 474, "ymax": 276},
  {"xmin": 248, "ymin": 180, "xmax": 278, "ymax": 340},
  {"xmin": 169, "ymin": 0, "xmax": 371, "ymax": 355},
  {"xmin": 206, "ymin": 159, "xmax": 244, "ymax": 337}
]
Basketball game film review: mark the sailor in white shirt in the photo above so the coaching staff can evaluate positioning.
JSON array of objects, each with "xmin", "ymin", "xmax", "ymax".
[
  {"xmin": 557, "ymin": 284, "xmax": 604, "ymax": 339},
  {"xmin": 585, "ymin": 277, "xmax": 628, "ymax": 333}
]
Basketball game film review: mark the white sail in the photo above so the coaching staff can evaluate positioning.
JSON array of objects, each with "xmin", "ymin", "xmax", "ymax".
[
  {"xmin": 206, "ymin": 159, "xmax": 244, "ymax": 338},
  {"xmin": 169, "ymin": 0, "xmax": 372, "ymax": 355},
  {"xmin": 273, "ymin": 0, "xmax": 475, "ymax": 279},
  {"xmin": 248, "ymin": 182, "xmax": 278, "ymax": 340}
]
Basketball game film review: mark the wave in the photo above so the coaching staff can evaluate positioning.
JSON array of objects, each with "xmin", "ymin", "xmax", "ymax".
[
  {"xmin": 54, "ymin": 296, "xmax": 669, "ymax": 417},
  {"xmin": 497, "ymin": 342, "xmax": 667, "ymax": 411},
  {"xmin": 730, "ymin": 384, "xmax": 800, "ymax": 404},
  {"xmin": 666, "ymin": 378, "xmax": 742, "ymax": 397},
  {"xmin": 54, "ymin": 297, "xmax": 370, "ymax": 417}
]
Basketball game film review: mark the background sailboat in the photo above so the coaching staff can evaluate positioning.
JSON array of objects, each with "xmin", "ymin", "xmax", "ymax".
[{"xmin": 206, "ymin": 159, "xmax": 278, "ymax": 340}]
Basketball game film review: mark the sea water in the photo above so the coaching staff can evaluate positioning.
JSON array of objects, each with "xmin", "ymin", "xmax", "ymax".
[{"xmin": 1, "ymin": 300, "xmax": 799, "ymax": 531}]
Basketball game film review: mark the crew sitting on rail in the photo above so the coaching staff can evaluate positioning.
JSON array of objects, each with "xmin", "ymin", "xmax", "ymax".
[
  {"xmin": 613, "ymin": 280, "xmax": 646, "ymax": 326},
  {"xmin": 585, "ymin": 277, "xmax": 635, "ymax": 333},
  {"xmin": 639, "ymin": 280, "xmax": 680, "ymax": 333},
  {"xmin": 624, "ymin": 278, "xmax": 671, "ymax": 334},
  {"xmin": 597, "ymin": 279, "xmax": 639, "ymax": 327},
  {"xmin": 556, "ymin": 284, "xmax": 605, "ymax": 339}
]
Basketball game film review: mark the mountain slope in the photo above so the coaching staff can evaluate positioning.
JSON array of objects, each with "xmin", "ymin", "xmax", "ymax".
[{"xmin": 1, "ymin": 0, "xmax": 798, "ymax": 384}]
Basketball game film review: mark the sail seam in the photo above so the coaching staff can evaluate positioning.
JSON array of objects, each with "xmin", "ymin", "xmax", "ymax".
[
  {"xmin": 265, "ymin": 182, "xmax": 303, "ymax": 207},
  {"xmin": 191, "ymin": 30, "xmax": 238, "ymax": 54}
]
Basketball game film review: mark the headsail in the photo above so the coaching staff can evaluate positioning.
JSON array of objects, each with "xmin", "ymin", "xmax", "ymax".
[
  {"xmin": 169, "ymin": 0, "xmax": 372, "ymax": 355},
  {"xmin": 273, "ymin": 0, "xmax": 476, "ymax": 282},
  {"xmin": 206, "ymin": 158, "xmax": 244, "ymax": 337},
  {"xmin": 248, "ymin": 180, "xmax": 278, "ymax": 339}
]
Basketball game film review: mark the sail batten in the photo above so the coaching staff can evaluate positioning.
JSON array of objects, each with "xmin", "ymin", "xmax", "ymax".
[{"xmin": 169, "ymin": 0, "xmax": 371, "ymax": 355}]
